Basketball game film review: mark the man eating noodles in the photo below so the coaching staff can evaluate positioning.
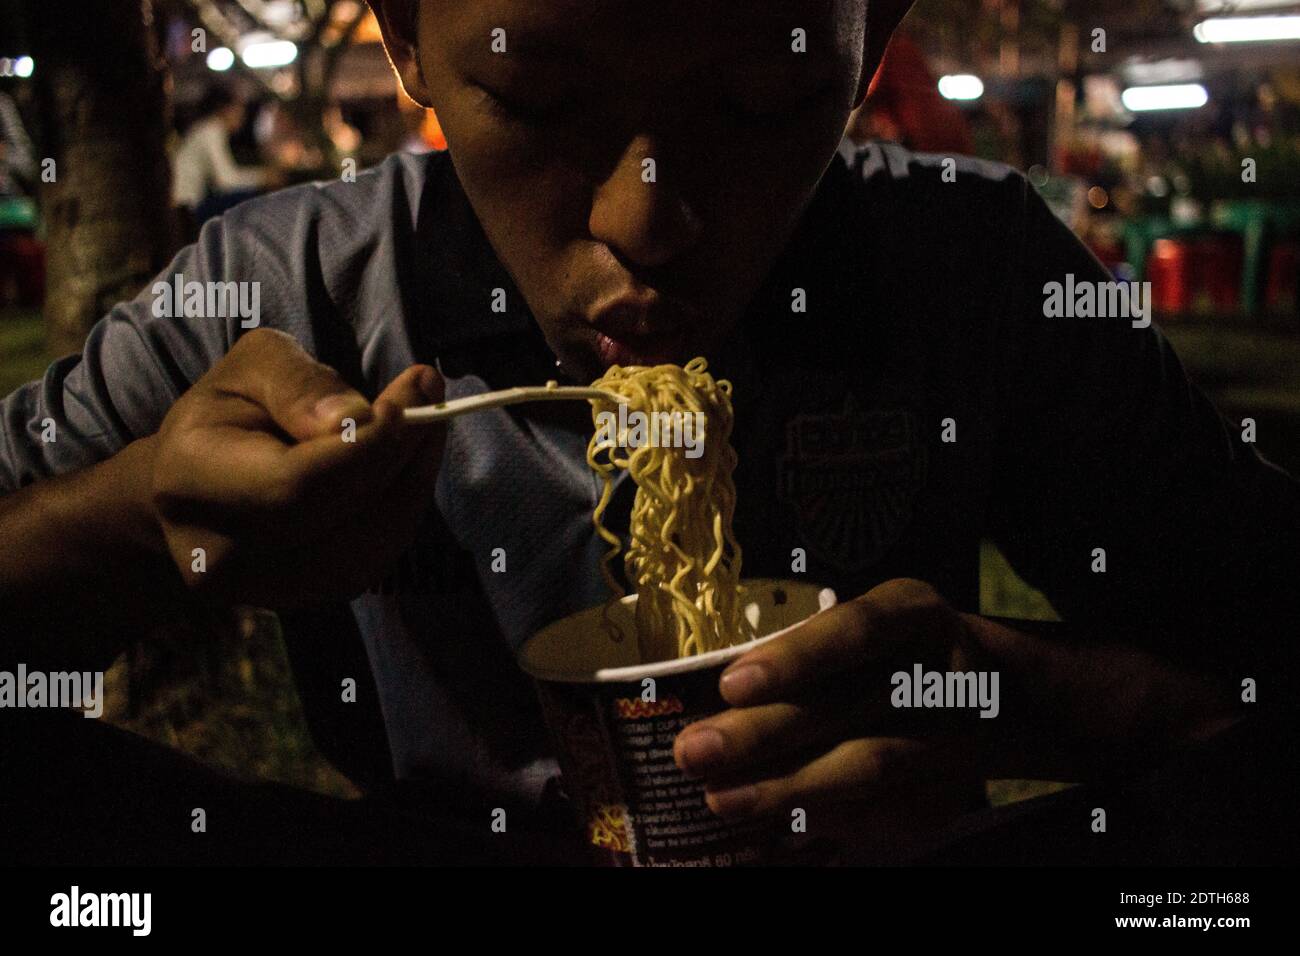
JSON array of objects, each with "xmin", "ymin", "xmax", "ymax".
[{"xmin": 0, "ymin": 0, "xmax": 1295, "ymax": 864}]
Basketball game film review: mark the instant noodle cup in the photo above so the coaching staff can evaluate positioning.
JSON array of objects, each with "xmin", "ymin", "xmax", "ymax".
[{"xmin": 519, "ymin": 579, "xmax": 836, "ymax": 867}]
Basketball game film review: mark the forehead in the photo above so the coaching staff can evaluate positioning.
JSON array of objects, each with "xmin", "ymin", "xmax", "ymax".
[{"xmin": 431, "ymin": 0, "xmax": 864, "ymax": 73}]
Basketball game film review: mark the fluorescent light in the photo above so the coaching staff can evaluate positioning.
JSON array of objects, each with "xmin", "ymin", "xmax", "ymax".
[
  {"xmin": 1194, "ymin": 15, "xmax": 1300, "ymax": 43},
  {"xmin": 938, "ymin": 74, "xmax": 984, "ymax": 101},
  {"xmin": 1122, "ymin": 83, "xmax": 1209, "ymax": 111},
  {"xmin": 206, "ymin": 47, "xmax": 235, "ymax": 71},
  {"xmin": 1123, "ymin": 58, "xmax": 1202, "ymax": 87},
  {"xmin": 13, "ymin": 55, "xmax": 33, "ymax": 78},
  {"xmin": 1195, "ymin": 0, "xmax": 1296, "ymax": 13},
  {"xmin": 241, "ymin": 40, "xmax": 298, "ymax": 69}
]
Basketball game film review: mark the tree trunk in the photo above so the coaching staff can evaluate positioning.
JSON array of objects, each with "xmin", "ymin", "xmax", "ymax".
[{"xmin": 30, "ymin": 0, "xmax": 174, "ymax": 357}]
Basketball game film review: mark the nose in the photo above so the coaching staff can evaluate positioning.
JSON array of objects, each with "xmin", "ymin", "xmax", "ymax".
[{"xmin": 588, "ymin": 134, "xmax": 703, "ymax": 270}]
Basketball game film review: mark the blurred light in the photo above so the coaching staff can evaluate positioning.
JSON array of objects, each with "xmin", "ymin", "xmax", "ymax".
[
  {"xmin": 271, "ymin": 72, "xmax": 297, "ymax": 97},
  {"xmin": 1194, "ymin": 16, "xmax": 1300, "ymax": 43},
  {"xmin": 1087, "ymin": 186, "xmax": 1109, "ymax": 209},
  {"xmin": 14, "ymin": 55, "xmax": 33, "ymax": 78},
  {"xmin": 1027, "ymin": 164, "xmax": 1050, "ymax": 188},
  {"xmin": 1121, "ymin": 83, "xmax": 1209, "ymax": 111},
  {"xmin": 1123, "ymin": 59, "xmax": 1202, "ymax": 87},
  {"xmin": 260, "ymin": 1, "xmax": 300, "ymax": 27},
  {"xmin": 938, "ymin": 74, "xmax": 984, "ymax": 101},
  {"xmin": 206, "ymin": 47, "xmax": 235, "ymax": 72},
  {"xmin": 1196, "ymin": 0, "xmax": 1296, "ymax": 10},
  {"xmin": 241, "ymin": 40, "xmax": 298, "ymax": 69},
  {"xmin": 1147, "ymin": 176, "xmax": 1170, "ymax": 198}
]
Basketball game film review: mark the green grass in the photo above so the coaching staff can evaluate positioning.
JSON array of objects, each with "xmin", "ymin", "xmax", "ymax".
[
  {"xmin": 102, "ymin": 609, "xmax": 359, "ymax": 799},
  {"xmin": 0, "ymin": 307, "xmax": 50, "ymax": 397}
]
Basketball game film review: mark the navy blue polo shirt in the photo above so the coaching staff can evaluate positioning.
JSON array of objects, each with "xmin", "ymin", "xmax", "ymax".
[{"xmin": 2, "ymin": 145, "xmax": 1297, "ymax": 804}]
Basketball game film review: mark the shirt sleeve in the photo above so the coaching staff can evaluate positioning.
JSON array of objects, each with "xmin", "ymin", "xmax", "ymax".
[
  {"xmin": 984, "ymin": 177, "xmax": 1300, "ymax": 691},
  {"xmin": 0, "ymin": 220, "xmax": 242, "ymax": 492}
]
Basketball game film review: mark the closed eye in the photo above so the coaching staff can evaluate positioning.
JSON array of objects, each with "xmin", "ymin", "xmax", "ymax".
[{"xmin": 477, "ymin": 84, "xmax": 570, "ymax": 127}]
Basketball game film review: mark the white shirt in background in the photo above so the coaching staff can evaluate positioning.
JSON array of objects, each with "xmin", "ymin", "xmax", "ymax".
[{"xmin": 171, "ymin": 116, "xmax": 265, "ymax": 208}]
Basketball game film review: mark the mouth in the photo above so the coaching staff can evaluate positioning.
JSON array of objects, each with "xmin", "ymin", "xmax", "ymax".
[
  {"xmin": 584, "ymin": 295, "xmax": 693, "ymax": 368},
  {"xmin": 592, "ymin": 328, "xmax": 689, "ymax": 367}
]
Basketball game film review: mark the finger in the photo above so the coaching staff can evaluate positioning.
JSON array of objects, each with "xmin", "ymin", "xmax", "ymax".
[
  {"xmin": 674, "ymin": 702, "xmax": 842, "ymax": 781},
  {"xmin": 204, "ymin": 408, "xmax": 445, "ymax": 606},
  {"xmin": 213, "ymin": 328, "xmax": 373, "ymax": 442},
  {"xmin": 301, "ymin": 416, "xmax": 446, "ymax": 598},
  {"xmin": 204, "ymin": 364, "xmax": 442, "ymax": 524},
  {"xmin": 157, "ymin": 398, "xmax": 407, "ymax": 535},
  {"xmin": 376, "ymin": 363, "xmax": 443, "ymax": 410},
  {"xmin": 704, "ymin": 736, "xmax": 938, "ymax": 821},
  {"xmin": 159, "ymin": 391, "xmax": 445, "ymax": 605},
  {"xmin": 718, "ymin": 580, "xmax": 962, "ymax": 707}
]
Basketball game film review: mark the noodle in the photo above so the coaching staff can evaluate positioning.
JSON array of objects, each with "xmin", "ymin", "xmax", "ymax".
[{"xmin": 586, "ymin": 358, "xmax": 753, "ymax": 662}]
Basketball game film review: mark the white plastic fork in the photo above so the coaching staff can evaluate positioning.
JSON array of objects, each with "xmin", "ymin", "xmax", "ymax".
[{"xmin": 402, "ymin": 383, "xmax": 620, "ymax": 424}]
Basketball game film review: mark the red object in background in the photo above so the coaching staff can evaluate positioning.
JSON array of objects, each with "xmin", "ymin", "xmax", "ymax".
[
  {"xmin": 857, "ymin": 34, "xmax": 975, "ymax": 155},
  {"xmin": 1087, "ymin": 237, "xmax": 1126, "ymax": 274},
  {"xmin": 0, "ymin": 235, "xmax": 45, "ymax": 308},
  {"xmin": 1200, "ymin": 237, "xmax": 1243, "ymax": 312},
  {"xmin": 1148, "ymin": 239, "xmax": 1191, "ymax": 314},
  {"xmin": 1147, "ymin": 236, "xmax": 1242, "ymax": 317},
  {"xmin": 1266, "ymin": 242, "xmax": 1299, "ymax": 314}
]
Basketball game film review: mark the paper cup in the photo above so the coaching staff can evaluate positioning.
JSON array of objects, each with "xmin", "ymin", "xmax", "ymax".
[{"xmin": 519, "ymin": 579, "xmax": 836, "ymax": 867}]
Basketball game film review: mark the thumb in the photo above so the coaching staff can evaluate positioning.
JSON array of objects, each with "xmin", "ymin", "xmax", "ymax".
[{"xmin": 376, "ymin": 364, "xmax": 445, "ymax": 412}]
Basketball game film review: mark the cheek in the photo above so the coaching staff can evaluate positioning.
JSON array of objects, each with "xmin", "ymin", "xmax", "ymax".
[
  {"xmin": 699, "ymin": 111, "xmax": 848, "ymax": 249},
  {"xmin": 433, "ymin": 100, "xmax": 586, "ymax": 284}
]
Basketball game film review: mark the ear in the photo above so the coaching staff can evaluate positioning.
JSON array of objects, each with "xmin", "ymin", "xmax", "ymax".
[
  {"xmin": 855, "ymin": 0, "xmax": 914, "ymax": 106},
  {"xmin": 368, "ymin": 0, "xmax": 434, "ymax": 107}
]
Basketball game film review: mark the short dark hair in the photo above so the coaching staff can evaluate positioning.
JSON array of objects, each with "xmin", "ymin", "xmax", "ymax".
[{"xmin": 196, "ymin": 84, "xmax": 239, "ymax": 120}]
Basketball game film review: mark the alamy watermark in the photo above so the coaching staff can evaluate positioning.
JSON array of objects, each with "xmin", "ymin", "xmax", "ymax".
[
  {"xmin": 594, "ymin": 403, "xmax": 705, "ymax": 459},
  {"xmin": 0, "ymin": 664, "xmax": 104, "ymax": 717},
  {"xmin": 151, "ymin": 272, "xmax": 260, "ymax": 328},
  {"xmin": 891, "ymin": 663, "xmax": 1000, "ymax": 719},
  {"xmin": 50, "ymin": 886, "xmax": 151, "ymax": 936},
  {"xmin": 1043, "ymin": 273, "xmax": 1151, "ymax": 328}
]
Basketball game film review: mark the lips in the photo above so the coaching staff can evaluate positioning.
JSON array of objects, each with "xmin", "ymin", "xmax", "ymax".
[
  {"xmin": 586, "ymin": 296, "xmax": 691, "ymax": 368},
  {"xmin": 594, "ymin": 328, "xmax": 687, "ymax": 367}
]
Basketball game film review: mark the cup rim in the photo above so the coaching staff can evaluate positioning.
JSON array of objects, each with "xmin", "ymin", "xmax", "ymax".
[{"xmin": 519, "ymin": 583, "xmax": 836, "ymax": 684}]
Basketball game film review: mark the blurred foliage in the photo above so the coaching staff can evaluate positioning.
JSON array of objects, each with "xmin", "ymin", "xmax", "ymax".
[
  {"xmin": 0, "ymin": 307, "xmax": 47, "ymax": 396},
  {"xmin": 104, "ymin": 607, "xmax": 360, "ymax": 799},
  {"xmin": 1178, "ymin": 136, "xmax": 1300, "ymax": 201},
  {"xmin": 909, "ymin": 0, "xmax": 1186, "ymax": 69}
]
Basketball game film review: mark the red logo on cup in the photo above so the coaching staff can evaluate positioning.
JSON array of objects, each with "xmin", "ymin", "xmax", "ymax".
[{"xmin": 613, "ymin": 696, "xmax": 685, "ymax": 719}]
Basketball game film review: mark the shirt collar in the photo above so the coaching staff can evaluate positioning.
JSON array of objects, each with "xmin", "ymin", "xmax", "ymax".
[{"xmin": 410, "ymin": 152, "xmax": 536, "ymax": 356}]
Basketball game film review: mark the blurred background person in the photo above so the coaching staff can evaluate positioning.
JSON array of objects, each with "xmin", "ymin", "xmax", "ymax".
[{"xmin": 171, "ymin": 85, "xmax": 277, "ymax": 238}]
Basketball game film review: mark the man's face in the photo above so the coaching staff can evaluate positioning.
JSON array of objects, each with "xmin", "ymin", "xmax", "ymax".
[{"xmin": 410, "ymin": 0, "xmax": 868, "ymax": 381}]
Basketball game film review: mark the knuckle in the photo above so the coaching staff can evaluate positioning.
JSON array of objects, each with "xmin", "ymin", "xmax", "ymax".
[
  {"xmin": 234, "ymin": 326, "xmax": 290, "ymax": 354},
  {"xmin": 870, "ymin": 578, "xmax": 949, "ymax": 625},
  {"xmin": 891, "ymin": 578, "xmax": 946, "ymax": 610},
  {"xmin": 841, "ymin": 596, "xmax": 879, "ymax": 634},
  {"xmin": 862, "ymin": 739, "xmax": 916, "ymax": 786}
]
